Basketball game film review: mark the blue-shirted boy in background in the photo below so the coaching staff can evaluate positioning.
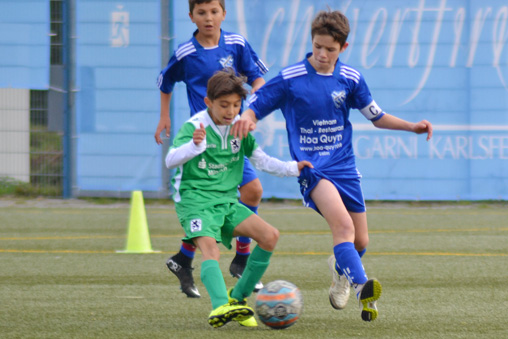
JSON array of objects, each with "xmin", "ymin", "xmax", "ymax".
[{"xmin": 155, "ymin": 0, "xmax": 268, "ymax": 299}]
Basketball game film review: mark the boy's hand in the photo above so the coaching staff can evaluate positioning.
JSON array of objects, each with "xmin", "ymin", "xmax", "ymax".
[
  {"xmin": 232, "ymin": 119, "xmax": 256, "ymax": 139},
  {"xmin": 297, "ymin": 160, "xmax": 313, "ymax": 173},
  {"xmin": 412, "ymin": 120, "xmax": 433, "ymax": 141},
  {"xmin": 155, "ymin": 117, "xmax": 171, "ymax": 145},
  {"xmin": 193, "ymin": 123, "xmax": 206, "ymax": 145},
  {"xmin": 232, "ymin": 109, "xmax": 258, "ymax": 139}
]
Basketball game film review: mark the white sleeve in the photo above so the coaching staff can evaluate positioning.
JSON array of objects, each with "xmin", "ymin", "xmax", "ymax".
[
  {"xmin": 249, "ymin": 147, "xmax": 299, "ymax": 177},
  {"xmin": 165, "ymin": 139, "xmax": 206, "ymax": 169}
]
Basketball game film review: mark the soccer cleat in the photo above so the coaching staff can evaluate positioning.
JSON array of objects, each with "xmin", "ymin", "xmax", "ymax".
[
  {"xmin": 358, "ymin": 279, "xmax": 382, "ymax": 322},
  {"xmin": 166, "ymin": 256, "xmax": 201, "ymax": 298},
  {"xmin": 327, "ymin": 255, "xmax": 351, "ymax": 310},
  {"xmin": 229, "ymin": 261, "xmax": 264, "ymax": 292},
  {"xmin": 227, "ymin": 288, "xmax": 258, "ymax": 327},
  {"xmin": 208, "ymin": 303, "xmax": 254, "ymax": 328},
  {"xmin": 237, "ymin": 315, "xmax": 258, "ymax": 327}
]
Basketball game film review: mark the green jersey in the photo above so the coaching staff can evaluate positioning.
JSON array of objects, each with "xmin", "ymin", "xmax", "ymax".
[
  {"xmin": 167, "ymin": 110, "xmax": 257, "ymax": 205},
  {"xmin": 166, "ymin": 109, "xmax": 300, "ymax": 207}
]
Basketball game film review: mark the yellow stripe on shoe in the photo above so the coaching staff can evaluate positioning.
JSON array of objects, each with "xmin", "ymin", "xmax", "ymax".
[{"xmin": 359, "ymin": 279, "xmax": 382, "ymax": 322}]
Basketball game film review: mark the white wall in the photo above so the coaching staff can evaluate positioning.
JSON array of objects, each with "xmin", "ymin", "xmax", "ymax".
[{"xmin": 0, "ymin": 88, "xmax": 30, "ymax": 182}]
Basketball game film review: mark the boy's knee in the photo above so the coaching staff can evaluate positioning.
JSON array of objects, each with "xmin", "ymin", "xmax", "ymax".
[
  {"xmin": 354, "ymin": 235, "xmax": 369, "ymax": 251},
  {"xmin": 260, "ymin": 226, "xmax": 279, "ymax": 251},
  {"xmin": 271, "ymin": 227, "xmax": 280, "ymax": 243},
  {"xmin": 239, "ymin": 180, "xmax": 263, "ymax": 205}
]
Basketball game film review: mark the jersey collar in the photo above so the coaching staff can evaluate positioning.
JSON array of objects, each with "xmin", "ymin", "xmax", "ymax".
[
  {"xmin": 191, "ymin": 29, "xmax": 224, "ymax": 50},
  {"xmin": 304, "ymin": 52, "xmax": 341, "ymax": 76}
]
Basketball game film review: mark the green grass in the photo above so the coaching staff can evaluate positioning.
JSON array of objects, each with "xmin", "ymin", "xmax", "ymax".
[{"xmin": 1, "ymin": 201, "xmax": 507, "ymax": 338}]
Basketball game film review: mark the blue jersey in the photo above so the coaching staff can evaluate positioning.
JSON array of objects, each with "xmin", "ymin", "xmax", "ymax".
[
  {"xmin": 248, "ymin": 53, "xmax": 384, "ymax": 178},
  {"xmin": 157, "ymin": 29, "xmax": 268, "ymax": 116}
]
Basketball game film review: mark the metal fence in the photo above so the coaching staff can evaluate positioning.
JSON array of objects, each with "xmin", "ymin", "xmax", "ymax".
[{"xmin": 0, "ymin": 1, "xmax": 63, "ymax": 196}]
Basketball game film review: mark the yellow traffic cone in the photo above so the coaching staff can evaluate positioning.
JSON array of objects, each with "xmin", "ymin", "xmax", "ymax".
[{"xmin": 117, "ymin": 191, "xmax": 160, "ymax": 253}]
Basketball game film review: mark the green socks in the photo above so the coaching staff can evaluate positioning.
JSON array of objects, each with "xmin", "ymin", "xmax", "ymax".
[
  {"xmin": 201, "ymin": 247, "xmax": 273, "ymax": 308},
  {"xmin": 201, "ymin": 259, "xmax": 228, "ymax": 309},
  {"xmin": 231, "ymin": 246, "xmax": 272, "ymax": 300}
]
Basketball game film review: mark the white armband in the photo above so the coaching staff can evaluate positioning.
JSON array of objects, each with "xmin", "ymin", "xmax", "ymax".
[{"xmin": 359, "ymin": 100, "xmax": 385, "ymax": 120}]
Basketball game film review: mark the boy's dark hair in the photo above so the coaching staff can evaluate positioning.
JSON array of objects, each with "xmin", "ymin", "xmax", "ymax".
[
  {"xmin": 311, "ymin": 10, "xmax": 350, "ymax": 46},
  {"xmin": 189, "ymin": 0, "xmax": 225, "ymax": 13},
  {"xmin": 206, "ymin": 69, "xmax": 248, "ymax": 101}
]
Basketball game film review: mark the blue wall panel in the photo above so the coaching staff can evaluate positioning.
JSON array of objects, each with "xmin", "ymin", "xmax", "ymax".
[
  {"xmin": 167, "ymin": 0, "xmax": 508, "ymax": 200},
  {"xmin": 75, "ymin": 0, "xmax": 161, "ymax": 192},
  {"xmin": 0, "ymin": 0, "xmax": 49, "ymax": 89},
  {"xmin": 70, "ymin": 0, "xmax": 508, "ymax": 199}
]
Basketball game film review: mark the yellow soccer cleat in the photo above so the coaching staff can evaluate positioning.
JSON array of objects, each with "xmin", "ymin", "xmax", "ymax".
[
  {"xmin": 208, "ymin": 303, "xmax": 254, "ymax": 328},
  {"xmin": 227, "ymin": 288, "xmax": 258, "ymax": 327},
  {"xmin": 237, "ymin": 315, "xmax": 258, "ymax": 327}
]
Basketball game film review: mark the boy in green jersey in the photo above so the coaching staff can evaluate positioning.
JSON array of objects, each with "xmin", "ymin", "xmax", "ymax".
[{"xmin": 166, "ymin": 70, "xmax": 312, "ymax": 328}]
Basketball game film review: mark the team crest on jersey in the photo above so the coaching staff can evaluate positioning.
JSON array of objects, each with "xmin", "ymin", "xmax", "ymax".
[
  {"xmin": 190, "ymin": 219, "xmax": 202, "ymax": 233},
  {"xmin": 220, "ymin": 55, "xmax": 234, "ymax": 68},
  {"xmin": 230, "ymin": 138, "xmax": 241, "ymax": 154},
  {"xmin": 332, "ymin": 90, "xmax": 346, "ymax": 108}
]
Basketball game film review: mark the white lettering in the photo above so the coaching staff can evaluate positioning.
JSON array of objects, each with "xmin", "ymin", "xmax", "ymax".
[
  {"xmin": 300, "ymin": 135, "xmax": 318, "ymax": 144},
  {"xmin": 429, "ymin": 135, "xmax": 508, "ymax": 159},
  {"xmin": 354, "ymin": 136, "xmax": 417, "ymax": 159}
]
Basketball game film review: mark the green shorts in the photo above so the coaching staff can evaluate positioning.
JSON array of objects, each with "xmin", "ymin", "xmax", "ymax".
[{"xmin": 176, "ymin": 201, "xmax": 253, "ymax": 250}]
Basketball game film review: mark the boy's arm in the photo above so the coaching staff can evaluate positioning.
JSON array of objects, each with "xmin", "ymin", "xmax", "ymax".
[
  {"xmin": 249, "ymin": 147, "xmax": 312, "ymax": 177},
  {"xmin": 250, "ymin": 77, "xmax": 265, "ymax": 94},
  {"xmin": 372, "ymin": 113, "xmax": 433, "ymax": 141},
  {"xmin": 165, "ymin": 123, "xmax": 207, "ymax": 169},
  {"xmin": 155, "ymin": 91, "xmax": 173, "ymax": 145}
]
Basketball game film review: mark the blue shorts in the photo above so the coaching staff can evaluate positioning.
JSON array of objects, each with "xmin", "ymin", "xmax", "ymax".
[
  {"xmin": 298, "ymin": 167, "xmax": 366, "ymax": 213},
  {"xmin": 240, "ymin": 156, "xmax": 258, "ymax": 187}
]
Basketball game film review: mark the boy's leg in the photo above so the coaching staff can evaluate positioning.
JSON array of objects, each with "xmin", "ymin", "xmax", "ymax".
[
  {"xmin": 231, "ymin": 245, "xmax": 272, "ymax": 300},
  {"xmin": 328, "ymin": 210, "xmax": 369, "ymax": 308},
  {"xmin": 234, "ymin": 162, "xmax": 263, "ymax": 290},
  {"xmin": 200, "ymin": 259, "xmax": 228, "ymax": 309},
  {"xmin": 194, "ymin": 236, "xmax": 254, "ymax": 328},
  {"xmin": 231, "ymin": 200, "xmax": 256, "ymax": 275},
  {"xmin": 166, "ymin": 242, "xmax": 200, "ymax": 298},
  {"xmin": 229, "ymin": 214, "xmax": 279, "ymax": 301},
  {"xmin": 310, "ymin": 179, "xmax": 381, "ymax": 321}
]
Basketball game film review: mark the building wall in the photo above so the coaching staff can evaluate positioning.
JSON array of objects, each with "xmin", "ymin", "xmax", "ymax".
[{"xmin": 0, "ymin": 89, "xmax": 30, "ymax": 182}]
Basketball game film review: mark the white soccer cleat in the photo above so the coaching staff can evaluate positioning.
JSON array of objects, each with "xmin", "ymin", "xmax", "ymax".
[{"xmin": 327, "ymin": 255, "xmax": 351, "ymax": 310}]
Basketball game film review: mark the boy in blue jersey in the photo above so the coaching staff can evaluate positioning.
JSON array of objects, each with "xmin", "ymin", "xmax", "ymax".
[
  {"xmin": 166, "ymin": 70, "xmax": 312, "ymax": 327},
  {"xmin": 155, "ymin": 0, "xmax": 269, "ymax": 298},
  {"xmin": 232, "ymin": 10, "xmax": 433, "ymax": 322}
]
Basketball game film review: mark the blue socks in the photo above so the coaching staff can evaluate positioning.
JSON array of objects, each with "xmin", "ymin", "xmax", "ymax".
[
  {"xmin": 333, "ymin": 242, "xmax": 368, "ymax": 285},
  {"xmin": 239, "ymin": 200, "xmax": 258, "ymax": 214}
]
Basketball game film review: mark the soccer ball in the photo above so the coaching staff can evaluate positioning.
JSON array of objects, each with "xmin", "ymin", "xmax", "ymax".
[{"xmin": 255, "ymin": 280, "xmax": 303, "ymax": 329}]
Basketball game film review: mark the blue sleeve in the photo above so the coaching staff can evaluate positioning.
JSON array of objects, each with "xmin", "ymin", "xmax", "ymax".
[
  {"xmin": 248, "ymin": 73, "xmax": 287, "ymax": 120},
  {"xmin": 236, "ymin": 40, "xmax": 265, "ymax": 85},
  {"xmin": 245, "ymin": 40, "xmax": 269, "ymax": 75},
  {"xmin": 348, "ymin": 73, "xmax": 373, "ymax": 111},
  {"xmin": 157, "ymin": 53, "xmax": 184, "ymax": 94}
]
